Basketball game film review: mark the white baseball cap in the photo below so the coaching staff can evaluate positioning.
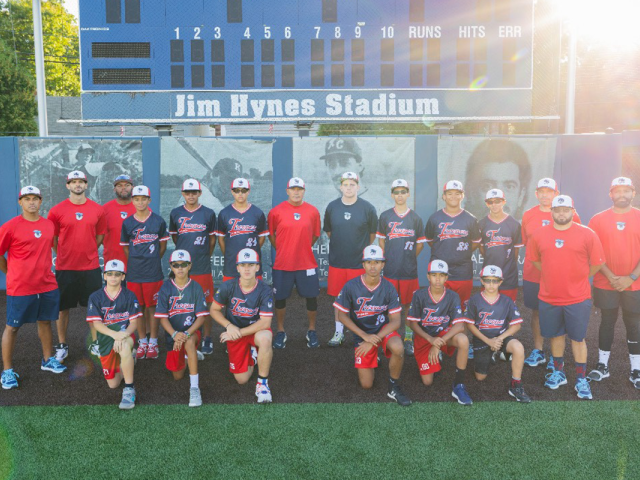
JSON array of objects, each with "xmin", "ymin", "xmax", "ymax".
[
  {"xmin": 104, "ymin": 259, "xmax": 126, "ymax": 273},
  {"xmin": 427, "ymin": 260, "xmax": 449, "ymax": 274},
  {"xmin": 537, "ymin": 178, "xmax": 558, "ymax": 191},
  {"xmin": 610, "ymin": 177, "xmax": 635, "ymax": 191},
  {"xmin": 66, "ymin": 170, "xmax": 87, "ymax": 183},
  {"xmin": 480, "ymin": 265, "xmax": 503, "ymax": 279},
  {"xmin": 19, "ymin": 186, "xmax": 42, "ymax": 199},
  {"xmin": 340, "ymin": 171, "xmax": 359, "ymax": 184},
  {"xmin": 551, "ymin": 195, "xmax": 574, "ymax": 209},
  {"xmin": 362, "ymin": 245, "xmax": 385, "ymax": 262},
  {"xmin": 391, "ymin": 179, "xmax": 409, "ymax": 191},
  {"xmin": 485, "ymin": 189, "xmax": 506, "ymax": 201},
  {"xmin": 287, "ymin": 177, "xmax": 305, "ymax": 189},
  {"xmin": 182, "ymin": 179, "xmax": 201, "ymax": 192},
  {"xmin": 236, "ymin": 248, "xmax": 260, "ymax": 264},
  {"xmin": 170, "ymin": 249, "xmax": 191, "ymax": 263},
  {"xmin": 231, "ymin": 178, "xmax": 251, "ymax": 190},
  {"xmin": 132, "ymin": 185, "xmax": 151, "ymax": 197},
  {"xmin": 443, "ymin": 180, "xmax": 464, "ymax": 193}
]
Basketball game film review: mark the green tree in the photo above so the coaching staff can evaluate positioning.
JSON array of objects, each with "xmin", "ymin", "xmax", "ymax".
[
  {"xmin": 0, "ymin": 0, "xmax": 79, "ymax": 96},
  {"xmin": 0, "ymin": 37, "xmax": 37, "ymax": 135}
]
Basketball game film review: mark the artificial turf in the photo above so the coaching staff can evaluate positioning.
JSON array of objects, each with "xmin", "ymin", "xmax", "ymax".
[{"xmin": 1, "ymin": 401, "xmax": 639, "ymax": 480}]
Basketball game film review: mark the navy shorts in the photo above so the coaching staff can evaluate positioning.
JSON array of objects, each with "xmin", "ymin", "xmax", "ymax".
[
  {"xmin": 56, "ymin": 268, "xmax": 103, "ymax": 311},
  {"xmin": 272, "ymin": 268, "xmax": 320, "ymax": 301},
  {"xmin": 539, "ymin": 299, "xmax": 592, "ymax": 342},
  {"xmin": 593, "ymin": 287, "xmax": 640, "ymax": 314},
  {"xmin": 523, "ymin": 280, "xmax": 540, "ymax": 310},
  {"xmin": 6, "ymin": 289, "xmax": 60, "ymax": 328}
]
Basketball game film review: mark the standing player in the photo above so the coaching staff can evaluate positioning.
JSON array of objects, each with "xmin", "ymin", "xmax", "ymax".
[
  {"xmin": 155, "ymin": 250, "xmax": 209, "ymax": 407},
  {"xmin": 528, "ymin": 195, "xmax": 604, "ymax": 399},
  {"xmin": 478, "ymin": 189, "xmax": 523, "ymax": 302},
  {"xmin": 407, "ymin": 260, "xmax": 472, "ymax": 405},
  {"xmin": 588, "ymin": 177, "xmax": 640, "ymax": 388},
  {"xmin": 324, "ymin": 172, "xmax": 378, "ymax": 347},
  {"xmin": 121, "ymin": 185, "xmax": 169, "ymax": 360},
  {"xmin": 333, "ymin": 245, "xmax": 411, "ymax": 406},
  {"xmin": 377, "ymin": 179, "xmax": 426, "ymax": 356},
  {"xmin": 48, "ymin": 170, "xmax": 106, "ymax": 362},
  {"xmin": 102, "ymin": 174, "xmax": 136, "ymax": 265},
  {"xmin": 211, "ymin": 249, "xmax": 274, "ymax": 403},
  {"xmin": 522, "ymin": 178, "xmax": 581, "ymax": 368},
  {"xmin": 86, "ymin": 259, "xmax": 140, "ymax": 409},
  {"xmin": 169, "ymin": 179, "xmax": 217, "ymax": 355},
  {"xmin": 0, "ymin": 186, "xmax": 66, "ymax": 389},
  {"xmin": 268, "ymin": 178, "xmax": 321, "ymax": 349}
]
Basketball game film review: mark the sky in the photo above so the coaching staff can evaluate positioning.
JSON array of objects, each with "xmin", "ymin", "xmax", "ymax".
[{"xmin": 63, "ymin": 0, "xmax": 78, "ymax": 18}]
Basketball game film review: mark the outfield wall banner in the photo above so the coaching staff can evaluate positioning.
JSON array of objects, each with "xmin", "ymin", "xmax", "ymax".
[
  {"xmin": 159, "ymin": 138, "xmax": 274, "ymax": 282},
  {"xmin": 293, "ymin": 137, "xmax": 416, "ymax": 282}
]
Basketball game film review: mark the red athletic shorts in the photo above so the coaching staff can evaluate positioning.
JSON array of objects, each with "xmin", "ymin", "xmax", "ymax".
[
  {"xmin": 191, "ymin": 273, "xmax": 214, "ymax": 303},
  {"xmin": 128, "ymin": 280, "xmax": 163, "ymax": 307},
  {"xmin": 100, "ymin": 334, "xmax": 136, "ymax": 379},
  {"xmin": 226, "ymin": 328, "xmax": 272, "ymax": 374},
  {"xmin": 222, "ymin": 275, "xmax": 263, "ymax": 284},
  {"xmin": 414, "ymin": 330, "xmax": 456, "ymax": 375},
  {"xmin": 165, "ymin": 331, "xmax": 202, "ymax": 372},
  {"xmin": 445, "ymin": 280, "xmax": 473, "ymax": 307},
  {"xmin": 500, "ymin": 288, "xmax": 517, "ymax": 302},
  {"xmin": 386, "ymin": 278, "xmax": 420, "ymax": 305},
  {"xmin": 328, "ymin": 266, "xmax": 364, "ymax": 297},
  {"xmin": 354, "ymin": 331, "xmax": 400, "ymax": 369}
]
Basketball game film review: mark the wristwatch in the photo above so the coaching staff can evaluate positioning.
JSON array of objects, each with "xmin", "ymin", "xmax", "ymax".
[{"xmin": 630, "ymin": 274, "xmax": 638, "ymax": 281}]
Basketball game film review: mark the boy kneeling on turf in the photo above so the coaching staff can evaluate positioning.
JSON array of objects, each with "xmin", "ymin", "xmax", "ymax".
[
  {"xmin": 466, "ymin": 265, "xmax": 531, "ymax": 403},
  {"xmin": 155, "ymin": 250, "xmax": 209, "ymax": 407},
  {"xmin": 211, "ymin": 248, "xmax": 274, "ymax": 404},
  {"xmin": 86, "ymin": 260, "xmax": 140, "ymax": 409},
  {"xmin": 407, "ymin": 260, "xmax": 473, "ymax": 405}
]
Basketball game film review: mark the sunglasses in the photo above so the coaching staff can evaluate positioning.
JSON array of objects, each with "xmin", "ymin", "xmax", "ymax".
[
  {"xmin": 486, "ymin": 199, "xmax": 504, "ymax": 205},
  {"xmin": 232, "ymin": 188, "xmax": 249, "ymax": 194},
  {"xmin": 392, "ymin": 190, "xmax": 408, "ymax": 195},
  {"xmin": 482, "ymin": 278, "xmax": 502, "ymax": 284},
  {"xmin": 105, "ymin": 271, "xmax": 123, "ymax": 277},
  {"xmin": 171, "ymin": 262, "xmax": 190, "ymax": 269}
]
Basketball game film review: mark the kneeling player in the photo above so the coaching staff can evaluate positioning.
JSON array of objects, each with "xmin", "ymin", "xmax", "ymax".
[
  {"xmin": 407, "ymin": 260, "xmax": 473, "ymax": 405},
  {"xmin": 155, "ymin": 250, "xmax": 209, "ymax": 407},
  {"xmin": 86, "ymin": 260, "xmax": 140, "ymax": 409},
  {"xmin": 466, "ymin": 266, "xmax": 531, "ymax": 403},
  {"xmin": 333, "ymin": 245, "xmax": 411, "ymax": 406},
  {"xmin": 211, "ymin": 249, "xmax": 274, "ymax": 403}
]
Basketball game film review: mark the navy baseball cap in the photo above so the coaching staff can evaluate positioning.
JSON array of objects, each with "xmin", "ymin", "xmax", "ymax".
[{"xmin": 113, "ymin": 174, "xmax": 133, "ymax": 186}]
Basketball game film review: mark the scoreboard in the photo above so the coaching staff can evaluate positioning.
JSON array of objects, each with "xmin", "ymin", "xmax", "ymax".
[{"xmin": 79, "ymin": 0, "xmax": 543, "ymax": 123}]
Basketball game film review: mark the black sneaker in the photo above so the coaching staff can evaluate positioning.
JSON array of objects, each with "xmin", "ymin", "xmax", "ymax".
[
  {"xmin": 200, "ymin": 337, "xmax": 214, "ymax": 355},
  {"xmin": 630, "ymin": 370, "xmax": 640, "ymax": 390},
  {"xmin": 508, "ymin": 384, "xmax": 532, "ymax": 403},
  {"xmin": 588, "ymin": 363, "xmax": 610, "ymax": 381},
  {"xmin": 387, "ymin": 385, "xmax": 412, "ymax": 406}
]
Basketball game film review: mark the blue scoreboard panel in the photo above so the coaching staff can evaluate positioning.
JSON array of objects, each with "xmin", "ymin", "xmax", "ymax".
[{"xmin": 79, "ymin": 0, "xmax": 541, "ymax": 123}]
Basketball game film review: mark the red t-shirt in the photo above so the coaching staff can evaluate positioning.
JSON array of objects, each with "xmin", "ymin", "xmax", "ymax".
[
  {"xmin": 102, "ymin": 199, "xmax": 137, "ymax": 265},
  {"xmin": 0, "ymin": 216, "xmax": 58, "ymax": 296},
  {"xmin": 528, "ymin": 223, "xmax": 604, "ymax": 306},
  {"xmin": 48, "ymin": 198, "xmax": 107, "ymax": 271},
  {"xmin": 522, "ymin": 206, "xmax": 581, "ymax": 283},
  {"xmin": 268, "ymin": 201, "xmax": 321, "ymax": 271},
  {"xmin": 589, "ymin": 207, "xmax": 640, "ymax": 291}
]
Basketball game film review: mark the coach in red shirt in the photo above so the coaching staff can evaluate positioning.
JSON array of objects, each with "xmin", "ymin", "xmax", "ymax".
[
  {"xmin": 268, "ymin": 177, "xmax": 321, "ymax": 349},
  {"xmin": 48, "ymin": 170, "xmax": 107, "ymax": 362},
  {"xmin": 102, "ymin": 174, "xmax": 136, "ymax": 266},
  {"xmin": 529, "ymin": 195, "xmax": 604, "ymax": 400},
  {"xmin": 588, "ymin": 177, "xmax": 640, "ymax": 388}
]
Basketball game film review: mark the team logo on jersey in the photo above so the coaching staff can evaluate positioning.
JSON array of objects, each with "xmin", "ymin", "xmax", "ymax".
[
  {"xmin": 184, "ymin": 316, "xmax": 194, "ymax": 326},
  {"xmin": 420, "ymin": 307, "xmax": 449, "ymax": 329},
  {"xmin": 75, "ymin": 212, "xmax": 83, "ymax": 221},
  {"xmin": 33, "ymin": 230, "xmax": 42, "ymax": 238},
  {"xmin": 101, "ymin": 306, "xmax": 131, "ymax": 325},
  {"xmin": 132, "ymin": 226, "xmax": 159, "ymax": 246},
  {"xmin": 168, "ymin": 296, "xmax": 195, "ymax": 317},
  {"xmin": 485, "ymin": 229, "xmax": 511, "ymax": 248},
  {"xmin": 230, "ymin": 298, "xmax": 259, "ymax": 318},
  {"xmin": 177, "ymin": 216, "xmax": 206, "ymax": 234},
  {"xmin": 478, "ymin": 311, "xmax": 504, "ymax": 330},
  {"xmin": 542, "ymin": 220, "xmax": 551, "ymax": 227},
  {"xmin": 228, "ymin": 218, "xmax": 257, "ymax": 237},
  {"xmin": 437, "ymin": 222, "xmax": 468, "ymax": 240},
  {"xmin": 617, "ymin": 222, "xmax": 626, "ymax": 231},
  {"xmin": 354, "ymin": 297, "xmax": 388, "ymax": 319},
  {"xmin": 120, "ymin": 211, "xmax": 128, "ymax": 219},
  {"xmin": 555, "ymin": 239, "xmax": 564, "ymax": 248},
  {"xmin": 344, "ymin": 212, "xmax": 351, "ymax": 220},
  {"xmin": 387, "ymin": 222, "xmax": 414, "ymax": 239},
  {"xmin": 268, "ymin": 301, "xmax": 273, "ymax": 308},
  {"xmin": 294, "ymin": 213, "xmax": 301, "ymax": 221}
]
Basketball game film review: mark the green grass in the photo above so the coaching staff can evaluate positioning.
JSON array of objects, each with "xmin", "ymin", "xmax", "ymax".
[{"xmin": 1, "ymin": 401, "xmax": 639, "ymax": 480}]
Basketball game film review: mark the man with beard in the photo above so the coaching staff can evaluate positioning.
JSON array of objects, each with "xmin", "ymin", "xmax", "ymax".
[
  {"xmin": 102, "ymin": 174, "xmax": 136, "ymax": 266},
  {"xmin": 588, "ymin": 177, "xmax": 640, "ymax": 389}
]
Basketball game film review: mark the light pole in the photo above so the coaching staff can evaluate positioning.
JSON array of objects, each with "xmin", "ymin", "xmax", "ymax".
[{"xmin": 32, "ymin": 0, "xmax": 48, "ymax": 136}]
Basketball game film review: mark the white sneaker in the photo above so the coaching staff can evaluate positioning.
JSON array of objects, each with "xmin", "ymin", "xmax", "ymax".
[
  {"xmin": 327, "ymin": 331, "xmax": 345, "ymax": 347},
  {"xmin": 89, "ymin": 342, "xmax": 100, "ymax": 357},
  {"xmin": 55, "ymin": 343, "xmax": 69, "ymax": 363},
  {"xmin": 197, "ymin": 350, "xmax": 205, "ymax": 361},
  {"xmin": 189, "ymin": 387, "xmax": 202, "ymax": 407},
  {"xmin": 251, "ymin": 346, "xmax": 258, "ymax": 365},
  {"xmin": 256, "ymin": 382, "xmax": 272, "ymax": 404}
]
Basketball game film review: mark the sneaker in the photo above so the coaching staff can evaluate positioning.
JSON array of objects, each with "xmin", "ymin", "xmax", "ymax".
[
  {"xmin": 468, "ymin": 345, "xmax": 474, "ymax": 360},
  {"xmin": 306, "ymin": 330, "xmax": 320, "ymax": 348},
  {"xmin": 544, "ymin": 370, "xmax": 568, "ymax": 390},
  {"xmin": 546, "ymin": 356, "xmax": 555, "ymax": 371},
  {"xmin": 256, "ymin": 382, "xmax": 273, "ymax": 404},
  {"xmin": 119, "ymin": 387, "xmax": 136, "ymax": 410},
  {"xmin": 452, "ymin": 384, "xmax": 473, "ymax": 405},
  {"xmin": 89, "ymin": 340, "xmax": 100, "ymax": 357},
  {"xmin": 508, "ymin": 384, "xmax": 532, "ymax": 403},
  {"xmin": 575, "ymin": 377, "xmax": 593, "ymax": 400},
  {"xmin": 196, "ymin": 350, "xmax": 205, "ymax": 361},
  {"xmin": 491, "ymin": 352, "xmax": 499, "ymax": 365},
  {"xmin": 136, "ymin": 342, "xmax": 148, "ymax": 360},
  {"xmin": 387, "ymin": 384, "xmax": 412, "ymax": 406},
  {"xmin": 327, "ymin": 331, "xmax": 345, "ymax": 347},
  {"xmin": 629, "ymin": 370, "xmax": 640, "ymax": 389},
  {"xmin": 189, "ymin": 387, "xmax": 202, "ymax": 407},
  {"xmin": 273, "ymin": 331, "xmax": 287, "ymax": 349},
  {"xmin": 588, "ymin": 363, "xmax": 610, "ymax": 382},
  {"xmin": 251, "ymin": 346, "xmax": 258, "ymax": 365},
  {"xmin": 524, "ymin": 349, "xmax": 546, "ymax": 367},
  {"xmin": 404, "ymin": 339, "xmax": 414, "ymax": 357},
  {"xmin": 200, "ymin": 337, "xmax": 214, "ymax": 355},
  {"xmin": 41, "ymin": 356, "xmax": 67, "ymax": 374},
  {"xmin": 1, "ymin": 369, "xmax": 19, "ymax": 390},
  {"xmin": 146, "ymin": 343, "xmax": 159, "ymax": 360},
  {"xmin": 55, "ymin": 343, "xmax": 69, "ymax": 363}
]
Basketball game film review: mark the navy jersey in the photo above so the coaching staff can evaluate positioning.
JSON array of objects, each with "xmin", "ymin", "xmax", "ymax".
[
  {"xmin": 407, "ymin": 287, "xmax": 465, "ymax": 336},
  {"xmin": 155, "ymin": 279, "xmax": 209, "ymax": 343},
  {"xmin": 425, "ymin": 209, "xmax": 481, "ymax": 281},
  {"xmin": 213, "ymin": 278, "xmax": 274, "ymax": 328},
  {"xmin": 86, "ymin": 287, "xmax": 141, "ymax": 356},
  {"xmin": 324, "ymin": 198, "xmax": 378, "ymax": 269},
  {"xmin": 333, "ymin": 276, "xmax": 402, "ymax": 340},
  {"xmin": 465, "ymin": 292, "xmax": 523, "ymax": 344},
  {"xmin": 478, "ymin": 215, "xmax": 523, "ymax": 290},
  {"xmin": 120, "ymin": 212, "xmax": 169, "ymax": 283},
  {"xmin": 216, "ymin": 204, "xmax": 268, "ymax": 277},
  {"xmin": 376, "ymin": 208, "xmax": 426, "ymax": 279},
  {"xmin": 169, "ymin": 205, "xmax": 216, "ymax": 275}
]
